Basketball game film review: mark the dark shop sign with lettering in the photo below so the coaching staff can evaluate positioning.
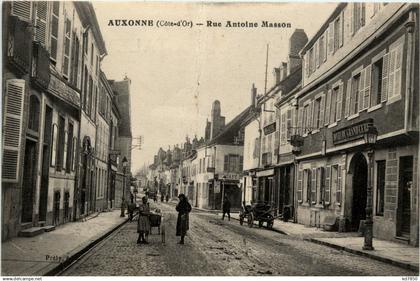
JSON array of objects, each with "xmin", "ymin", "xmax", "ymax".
[
  {"xmin": 263, "ymin": 122, "xmax": 276, "ymax": 135},
  {"xmin": 333, "ymin": 119, "xmax": 374, "ymax": 145}
]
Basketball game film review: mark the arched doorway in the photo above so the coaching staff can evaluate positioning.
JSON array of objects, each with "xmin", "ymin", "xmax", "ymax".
[{"xmin": 349, "ymin": 153, "xmax": 368, "ymax": 231}]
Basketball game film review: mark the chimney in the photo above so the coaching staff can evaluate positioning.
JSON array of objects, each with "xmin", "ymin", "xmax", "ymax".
[
  {"xmin": 288, "ymin": 29, "xmax": 308, "ymax": 74},
  {"xmin": 280, "ymin": 62, "xmax": 288, "ymax": 81},
  {"xmin": 251, "ymin": 84, "xmax": 257, "ymax": 108},
  {"xmin": 273, "ymin": 68, "xmax": 281, "ymax": 84}
]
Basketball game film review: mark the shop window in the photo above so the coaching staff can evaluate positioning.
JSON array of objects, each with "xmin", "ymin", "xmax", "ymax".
[{"xmin": 376, "ymin": 160, "xmax": 386, "ymax": 216}]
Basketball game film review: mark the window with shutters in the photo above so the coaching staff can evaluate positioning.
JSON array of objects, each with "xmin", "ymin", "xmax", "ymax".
[
  {"xmin": 286, "ymin": 109, "xmax": 292, "ymax": 140},
  {"xmin": 311, "ymin": 168, "xmax": 316, "ymax": 205},
  {"xmin": 309, "ymin": 48, "xmax": 314, "ymax": 75},
  {"xmin": 50, "ymin": 2, "xmax": 59, "ymax": 63},
  {"xmin": 387, "ymin": 42, "xmax": 404, "ymax": 101},
  {"xmin": 331, "ymin": 165, "xmax": 338, "ymax": 204},
  {"xmin": 371, "ymin": 58, "xmax": 383, "ymax": 106},
  {"xmin": 350, "ymin": 73, "xmax": 361, "ymax": 116},
  {"xmin": 72, "ymin": 136, "xmax": 77, "ymax": 171},
  {"xmin": 88, "ymin": 76, "xmax": 93, "ymax": 117},
  {"xmin": 333, "ymin": 16, "xmax": 341, "ymax": 52},
  {"xmin": 330, "ymin": 87, "xmax": 338, "ymax": 123},
  {"xmin": 306, "ymin": 169, "xmax": 312, "ymax": 203},
  {"xmin": 2, "ymin": 80, "xmax": 25, "ymax": 182},
  {"xmin": 63, "ymin": 18, "xmax": 72, "ymax": 78},
  {"xmin": 11, "ymin": 1, "xmax": 32, "ymax": 22},
  {"xmin": 319, "ymin": 35, "xmax": 325, "ymax": 65},
  {"xmin": 34, "ymin": 2, "xmax": 48, "ymax": 46},
  {"xmin": 70, "ymin": 34, "xmax": 80, "ymax": 87},
  {"xmin": 352, "ymin": 3, "xmax": 366, "ymax": 34},
  {"xmin": 56, "ymin": 116, "xmax": 65, "ymax": 171},
  {"xmin": 83, "ymin": 32, "xmax": 88, "ymax": 55},
  {"xmin": 51, "ymin": 124, "xmax": 58, "ymax": 167},
  {"xmin": 317, "ymin": 167, "xmax": 324, "ymax": 205},
  {"xmin": 280, "ymin": 113, "xmax": 286, "ymax": 145},
  {"xmin": 28, "ymin": 95, "xmax": 40, "ymax": 133},
  {"xmin": 324, "ymin": 166, "xmax": 331, "ymax": 205},
  {"xmin": 302, "ymin": 104, "xmax": 309, "ymax": 134}
]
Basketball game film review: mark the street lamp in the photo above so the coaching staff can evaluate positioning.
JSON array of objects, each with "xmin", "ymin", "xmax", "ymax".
[
  {"xmin": 363, "ymin": 125, "xmax": 378, "ymax": 251},
  {"xmin": 121, "ymin": 156, "xmax": 128, "ymax": 217}
]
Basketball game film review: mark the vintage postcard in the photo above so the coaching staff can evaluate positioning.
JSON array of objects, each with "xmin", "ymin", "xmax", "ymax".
[{"xmin": 1, "ymin": 0, "xmax": 419, "ymax": 278}]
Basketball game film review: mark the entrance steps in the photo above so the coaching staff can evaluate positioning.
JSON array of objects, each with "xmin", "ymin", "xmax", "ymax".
[{"xmin": 18, "ymin": 225, "xmax": 56, "ymax": 237}]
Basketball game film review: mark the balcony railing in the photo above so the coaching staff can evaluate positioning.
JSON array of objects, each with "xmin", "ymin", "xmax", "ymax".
[
  {"xmin": 7, "ymin": 16, "xmax": 32, "ymax": 74},
  {"xmin": 31, "ymin": 42, "xmax": 50, "ymax": 90}
]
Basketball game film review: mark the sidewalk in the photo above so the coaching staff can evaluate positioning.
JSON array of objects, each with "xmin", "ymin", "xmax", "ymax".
[{"xmin": 1, "ymin": 209, "xmax": 127, "ymax": 276}]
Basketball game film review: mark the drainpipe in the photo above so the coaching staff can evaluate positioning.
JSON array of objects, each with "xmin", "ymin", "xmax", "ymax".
[{"xmin": 404, "ymin": 11, "xmax": 416, "ymax": 132}]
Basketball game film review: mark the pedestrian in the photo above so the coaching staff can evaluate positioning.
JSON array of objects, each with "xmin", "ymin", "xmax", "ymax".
[
  {"xmin": 128, "ymin": 201, "xmax": 136, "ymax": 222},
  {"xmin": 137, "ymin": 196, "xmax": 151, "ymax": 244},
  {"xmin": 161, "ymin": 193, "xmax": 164, "ymax": 202},
  {"xmin": 153, "ymin": 193, "xmax": 157, "ymax": 203},
  {"xmin": 175, "ymin": 194, "xmax": 191, "ymax": 245},
  {"xmin": 165, "ymin": 194, "xmax": 169, "ymax": 202},
  {"xmin": 120, "ymin": 197, "xmax": 126, "ymax": 217},
  {"xmin": 222, "ymin": 196, "xmax": 231, "ymax": 221}
]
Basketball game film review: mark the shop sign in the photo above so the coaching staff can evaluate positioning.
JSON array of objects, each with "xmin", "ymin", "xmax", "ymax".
[
  {"xmin": 263, "ymin": 122, "xmax": 276, "ymax": 135},
  {"xmin": 219, "ymin": 173, "xmax": 240, "ymax": 180},
  {"xmin": 48, "ymin": 74, "xmax": 80, "ymax": 108},
  {"xmin": 256, "ymin": 169, "xmax": 274, "ymax": 177},
  {"xmin": 332, "ymin": 119, "xmax": 373, "ymax": 145}
]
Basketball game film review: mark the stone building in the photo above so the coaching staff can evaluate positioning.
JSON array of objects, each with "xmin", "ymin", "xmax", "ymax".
[{"xmin": 294, "ymin": 3, "xmax": 418, "ymax": 246}]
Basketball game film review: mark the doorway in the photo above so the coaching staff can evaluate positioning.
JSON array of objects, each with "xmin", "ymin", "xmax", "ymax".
[
  {"xmin": 350, "ymin": 153, "xmax": 368, "ymax": 231},
  {"xmin": 21, "ymin": 140, "xmax": 38, "ymax": 223},
  {"xmin": 53, "ymin": 191, "xmax": 60, "ymax": 225},
  {"xmin": 397, "ymin": 156, "xmax": 413, "ymax": 238}
]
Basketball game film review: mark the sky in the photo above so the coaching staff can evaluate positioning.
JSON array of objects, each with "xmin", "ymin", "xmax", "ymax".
[{"xmin": 93, "ymin": 2, "xmax": 336, "ymax": 174}]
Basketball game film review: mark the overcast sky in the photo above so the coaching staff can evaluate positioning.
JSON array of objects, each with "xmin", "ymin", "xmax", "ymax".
[{"xmin": 93, "ymin": 2, "xmax": 336, "ymax": 173}]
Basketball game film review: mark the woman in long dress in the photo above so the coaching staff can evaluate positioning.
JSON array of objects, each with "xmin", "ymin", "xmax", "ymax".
[
  {"xmin": 137, "ymin": 196, "xmax": 151, "ymax": 244},
  {"xmin": 175, "ymin": 194, "xmax": 192, "ymax": 244}
]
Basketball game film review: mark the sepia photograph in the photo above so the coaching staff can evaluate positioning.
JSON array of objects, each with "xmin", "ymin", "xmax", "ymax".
[{"xmin": 1, "ymin": 0, "xmax": 419, "ymax": 278}]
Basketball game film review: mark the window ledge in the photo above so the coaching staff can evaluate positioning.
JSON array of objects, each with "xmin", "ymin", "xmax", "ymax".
[
  {"xmin": 347, "ymin": 113, "xmax": 359, "ymax": 121},
  {"xmin": 367, "ymin": 103, "xmax": 383, "ymax": 113},
  {"xmin": 328, "ymin": 122, "xmax": 338, "ymax": 129},
  {"xmin": 311, "ymin": 129, "xmax": 320, "ymax": 135},
  {"xmin": 314, "ymin": 204, "xmax": 324, "ymax": 208},
  {"xmin": 387, "ymin": 95, "xmax": 402, "ymax": 105},
  {"xmin": 302, "ymin": 202, "xmax": 310, "ymax": 207}
]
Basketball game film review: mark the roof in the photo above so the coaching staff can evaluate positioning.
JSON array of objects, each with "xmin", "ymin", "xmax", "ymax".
[{"xmin": 209, "ymin": 106, "xmax": 253, "ymax": 145}]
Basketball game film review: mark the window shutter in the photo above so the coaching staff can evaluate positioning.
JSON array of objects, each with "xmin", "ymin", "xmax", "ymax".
[
  {"xmin": 336, "ymin": 83, "xmax": 343, "ymax": 121},
  {"xmin": 34, "ymin": 2, "xmax": 48, "ymax": 46},
  {"xmin": 324, "ymin": 166, "xmax": 331, "ymax": 205},
  {"xmin": 50, "ymin": 2, "xmax": 60, "ymax": 61},
  {"xmin": 364, "ymin": 64, "xmax": 372, "ymax": 109},
  {"xmin": 339, "ymin": 11, "xmax": 344, "ymax": 47},
  {"xmin": 311, "ymin": 168, "xmax": 317, "ymax": 204},
  {"xmin": 297, "ymin": 169, "xmax": 303, "ymax": 202},
  {"xmin": 336, "ymin": 165, "xmax": 342, "ymax": 204},
  {"xmin": 323, "ymin": 31, "xmax": 328, "ymax": 62},
  {"xmin": 307, "ymin": 102, "xmax": 313, "ymax": 131},
  {"xmin": 388, "ymin": 49, "xmax": 396, "ymax": 99},
  {"xmin": 306, "ymin": 169, "xmax": 311, "ymax": 202},
  {"xmin": 361, "ymin": 3, "xmax": 366, "ymax": 26},
  {"xmin": 344, "ymin": 4, "xmax": 351, "ymax": 42},
  {"xmin": 345, "ymin": 79, "xmax": 352, "ymax": 118},
  {"xmin": 72, "ymin": 137, "xmax": 77, "ymax": 171},
  {"xmin": 381, "ymin": 53, "xmax": 389, "ymax": 102},
  {"xmin": 319, "ymin": 94, "xmax": 325, "ymax": 127},
  {"xmin": 358, "ymin": 69, "xmax": 365, "ymax": 112},
  {"xmin": 328, "ymin": 22, "xmax": 334, "ymax": 56},
  {"xmin": 297, "ymin": 107, "xmax": 303, "ymax": 135},
  {"xmin": 2, "ymin": 80, "xmax": 25, "ymax": 182},
  {"xmin": 350, "ymin": 3, "xmax": 354, "ymax": 35},
  {"xmin": 324, "ymin": 90, "xmax": 331, "ymax": 125},
  {"xmin": 315, "ymin": 41, "xmax": 319, "ymax": 69},
  {"xmin": 394, "ymin": 44, "xmax": 403, "ymax": 98},
  {"xmin": 51, "ymin": 124, "xmax": 58, "ymax": 166},
  {"xmin": 304, "ymin": 54, "xmax": 309, "ymax": 78},
  {"xmin": 11, "ymin": 1, "xmax": 32, "ymax": 21}
]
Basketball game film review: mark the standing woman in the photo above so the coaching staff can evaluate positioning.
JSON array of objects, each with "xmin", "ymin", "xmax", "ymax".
[
  {"xmin": 137, "ymin": 196, "xmax": 151, "ymax": 244},
  {"xmin": 175, "ymin": 194, "xmax": 192, "ymax": 244}
]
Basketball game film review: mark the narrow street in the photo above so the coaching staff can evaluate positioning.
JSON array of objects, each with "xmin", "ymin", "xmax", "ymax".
[{"xmin": 63, "ymin": 202, "xmax": 413, "ymax": 276}]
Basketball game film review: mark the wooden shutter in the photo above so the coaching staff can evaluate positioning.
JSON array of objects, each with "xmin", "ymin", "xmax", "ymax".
[
  {"xmin": 306, "ymin": 169, "xmax": 311, "ymax": 202},
  {"xmin": 345, "ymin": 79, "xmax": 351, "ymax": 117},
  {"xmin": 339, "ymin": 11, "xmax": 344, "ymax": 47},
  {"xmin": 336, "ymin": 165, "xmax": 342, "ymax": 204},
  {"xmin": 388, "ymin": 49, "xmax": 396, "ymax": 99},
  {"xmin": 51, "ymin": 124, "xmax": 58, "ymax": 166},
  {"xmin": 2, "ymin": 80, "xmax": 25, "ymax": 182},
  {"xmin": 324, "ymin": 90, "xmax": 331, "ymax": 125},
  {"xmin": 11, "ymin": 1, "xmax": 32, "ymax": 21},
  {"xmin": 328, "ymin": 22, "xmax": 334, "ymax": 56},
  {"xmin": 323, "ymin": 31, "xmax": 328, "ymax": 62},
  {"xmin": 364, "ymin": 64, "xmax": 372, "ymax": 109},
  {"xmin": 307, "ymin": 102, "xmax": 313, "ymax": 132},
  {"xmin": 311, "ymin": 168, "xmax": 316, "ymax": 204},
  {"xmin": 358, "ymin": 69, "xmax": 365, "ymax": 112},
  {"xmin": 319, "ymin": 94, "xmax": 325, "ymax": 127},
  {"xmin": 324, "ymin": 166, "xmax": 331, "ymax": 205},
  {"xmin": 50, "ymin": 2, "xmax": 60, "ymax": 61},
  {"xmin": 315, "ymin": 41, "xmax": 319, "ymax": 69},
  {"xmin": 72, "ymin": 137, "xmax": 77, "ymax": 171},
  {"xmin": 297, "ymin": 169, "xmax": 303, "ymax": 202},
  {"xmin": 297, "ymin": 107, "xmax": 303, "ymax": 135},
  {"xmin": 394, "ymin": 44, "xmax": 403, "ymax": 98},
  {"xmin": 381, "ymin": 53, "xmax": 389, "ymax": 102},
  {"xmin": 34, "ymin": 2, "xmax": 48, "ymax": 46},
  {"xmin": 336, "ymin": 83, "xmax": 343, "ymax": 121}
]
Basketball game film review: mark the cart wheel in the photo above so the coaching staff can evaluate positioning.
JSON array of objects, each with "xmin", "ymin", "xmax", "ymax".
[
  {"xmin": 258, "ymin": 221, "xmax": 263, "ymax": 228},
  {"xmin": 239, "ymin": 216, "xmax": 244, "ymax": 225},
  {"xmin": 247, "ymin": 213, "xmax": 253, "ymax": 228},
  {"xmin": 267, "ymin": 220, "xmax": 274, "ymax": 229}
]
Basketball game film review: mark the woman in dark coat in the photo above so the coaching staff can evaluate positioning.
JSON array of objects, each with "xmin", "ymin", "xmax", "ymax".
[{"xmin": 175, "ymin": 194, "xmax": 191, "ymax": 244}]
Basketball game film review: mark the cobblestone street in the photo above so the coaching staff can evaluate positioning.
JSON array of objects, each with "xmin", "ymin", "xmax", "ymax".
[{"xmin": 63, "ymin": 202, "xmax": 414, "ymax": 276}]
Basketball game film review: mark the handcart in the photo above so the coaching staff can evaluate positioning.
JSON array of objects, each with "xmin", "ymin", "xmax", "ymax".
[
  {"xmin": 239, "ymin": 202, "xmax": 277, "ymax": 229},
  {"xmin": 149, "ymin": 212, "xmax": 166, "ymax": 243}
]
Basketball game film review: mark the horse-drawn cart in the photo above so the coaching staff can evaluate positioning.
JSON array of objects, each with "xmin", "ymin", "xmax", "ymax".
[{"xmin": 239, "ymin": 202, "xmax": 277, "ymax": 229}]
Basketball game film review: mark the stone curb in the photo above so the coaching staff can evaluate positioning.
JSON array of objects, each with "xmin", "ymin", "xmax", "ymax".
[
  {"xmin": 308, "ymin": 238, "xmax": 419, "ymax": 272},
  {"xmin": 41, "ymin": 214, "xmax": 132, "ymax": 276}
]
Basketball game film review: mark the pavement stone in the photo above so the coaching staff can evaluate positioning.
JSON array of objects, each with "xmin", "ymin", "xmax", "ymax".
[{"xmin": 1, "ymin": 210, "xmax": 127, "ymax": 276}]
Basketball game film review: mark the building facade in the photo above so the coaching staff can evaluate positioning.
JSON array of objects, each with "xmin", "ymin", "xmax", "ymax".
[{"xmin": 294, "ymin": 3, "xmax": 418, "ymax": 246}]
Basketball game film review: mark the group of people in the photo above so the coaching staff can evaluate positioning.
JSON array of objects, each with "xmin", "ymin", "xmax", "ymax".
[{"xmin": 136, "ymin": 193, "xmax": 192, "ymax": 245}]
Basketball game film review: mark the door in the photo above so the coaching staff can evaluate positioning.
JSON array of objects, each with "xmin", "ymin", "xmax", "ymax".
[
  {"xmin": 21, "ymin": 140, "xmax": 37, "ymax": 223},
  {"xmin": 39, "ymin": 105, "xmax": 52, "ymax": 222},
  {"xmin": 350, "ymin": 153, "xmax": 368, "ymax": 231},
  {"xmin": 53, "ymin": 191, "xmax": 60, "ymax": 225},
  {"xmin": 398, "ymin": 156, "xmax": 413, "ymax": 238}
]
